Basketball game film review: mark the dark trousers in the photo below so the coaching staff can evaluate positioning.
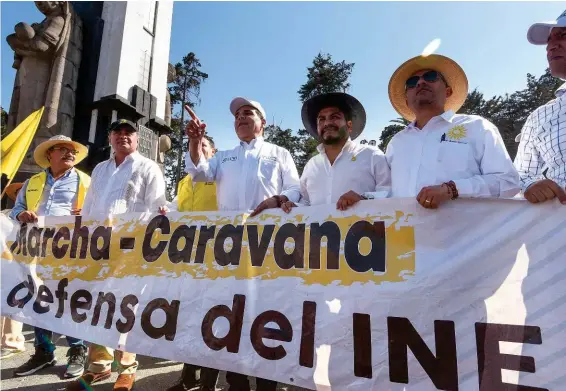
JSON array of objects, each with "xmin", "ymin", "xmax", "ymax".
[
  {"xmin": 179, "ymin": 363, "xmax": 219, "ymax": 391},
  {"xmin": 226, "ymin": 371, "xmax": 277, "ymax": 391}
]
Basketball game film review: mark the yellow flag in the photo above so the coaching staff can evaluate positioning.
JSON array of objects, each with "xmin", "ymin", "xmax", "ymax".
[{"xmin": 1, "ymin": 107, "xmax": 44, "ymax": 180}]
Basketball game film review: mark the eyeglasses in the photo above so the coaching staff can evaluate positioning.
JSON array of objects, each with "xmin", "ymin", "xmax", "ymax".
[
  {"xmin": 405, "ymin": 70, "xmax": 447, "ymax": 89},
  {"xmin": 49, "ymin": 146, "xmax": 79, "ymax": 155}
]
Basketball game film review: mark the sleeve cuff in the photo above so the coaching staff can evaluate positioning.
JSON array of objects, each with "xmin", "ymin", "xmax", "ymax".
[
  {"xmin": 184, "ymin": 152, "xmax": 206, "ymax": 173},
  {"xmin": 280, "ymin": 190, "xmax": 300, "ymax": 203},
  {"xmin": 453, "ymin": 179, "xmax": 473, "ymax": 198},
  {"xmin": 363, "ymin": 188, "xmax": 390, "ymax": 199},
  {"xmin": 521, "ymin": 176, "xmax": 545, "ymax": 192}
]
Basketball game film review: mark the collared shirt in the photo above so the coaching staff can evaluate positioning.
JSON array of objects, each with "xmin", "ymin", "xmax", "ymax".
[
  {"xmin": 10, "ymin": 168, "xmax": 79, "ymax": 220},
  {"xmin": 385, "ymin": 111, "xmax": 520, "ymax": 198},
  {"xmin": 299, "ymin": 139, "xmax": 391, "ymax": 206},
  {"xmin": 185, "ymin": 136, "xmax": 301, "ymax": 211},
  {"xmin": 514, "ymin": 82, "xmax": 566, "ymax": 191},
  {"xmin": 82, "ymin": 151, "xmax": 166, "ymax": 216}
]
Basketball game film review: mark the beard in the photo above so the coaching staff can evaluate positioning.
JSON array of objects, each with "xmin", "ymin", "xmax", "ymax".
[{"xmin": 321, "ymin": 125, "xmax": 349, "ymax": 145}]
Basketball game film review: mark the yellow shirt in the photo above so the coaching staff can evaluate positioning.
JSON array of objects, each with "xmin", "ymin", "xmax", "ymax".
[{"xmin": 177, "ymin": 175, "xmax": 218, "ymax": 212}]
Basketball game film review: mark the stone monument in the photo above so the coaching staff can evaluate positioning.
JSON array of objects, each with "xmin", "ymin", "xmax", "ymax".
[{"xmin": 6, "ymin": 1, "xmax": 82, "ymax": 174}]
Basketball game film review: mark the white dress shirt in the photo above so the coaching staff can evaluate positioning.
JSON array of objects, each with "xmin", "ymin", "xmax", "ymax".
[
  {"xmin": 299, "ymin": 139, "xmax": 391, "ymax": 206},
  {"xmin": 386, "ymin": 111, "xmax": 520, "ymax": 198},
  {"xmin": 514, "ymin": 82, "xmax": 566, "ymax": 191},
  {"xmin": 83, "ymin": 151, "xmax": 167, "ymax": 216},
  {"xmin": 185, "ymin": 136, "xmax": 300, "ymax": 211}
]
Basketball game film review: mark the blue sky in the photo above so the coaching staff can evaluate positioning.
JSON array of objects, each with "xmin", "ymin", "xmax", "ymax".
[{"xmin": 2, "ymin": 1, "xmax": 565, "ymax": 151}]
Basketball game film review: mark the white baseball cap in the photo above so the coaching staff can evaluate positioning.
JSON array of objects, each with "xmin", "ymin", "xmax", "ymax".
[
  {"xmin": 229, "ymin": 97, "xmax": 266, "ymax": 119},
  {"xmin": 527, "ymin": 10, "xmax": 566, "ymax": 45}
]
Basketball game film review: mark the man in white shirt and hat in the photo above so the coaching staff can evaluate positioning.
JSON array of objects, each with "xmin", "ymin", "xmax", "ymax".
[
  {"xmin": 385, "ymin": 54, "xmax": 520, "ymax": 208},
  {"xmin": 280, "ymin": 92, "xmax": 391, "ymax": 213},
  {"xmin": 67, "ymin": 119, "xmax": 167, "ymax": 391},
  {"xmin": 185, "ymin": 97, "xmax": 301, "ymax": 391},
  {"xmin": 514, "ymin": 10, "xmax": 566, "ymax": 205},
  {"xmin": 9, "ymin": 135, "xmax": 90, "ymax": 379}
]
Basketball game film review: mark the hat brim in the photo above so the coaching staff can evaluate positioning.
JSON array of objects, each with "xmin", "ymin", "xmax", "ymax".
[
  {"xmin": 527, "ymin": 21, "xmax": 565, "ymax": 45},
  {"xmin": 301, "ymin": 92, "xmax": 366, "ymax": 141},
  {"xmin": 388, "ymin": 54, "xmax": 469, "ymax": 122},
  {"xmin": 34, "ymin": 139, "xmax": 88, "ymax": 168},
  {"xmin": 5, "ymin": 182, "xmax": 24, "ymax": 201}
]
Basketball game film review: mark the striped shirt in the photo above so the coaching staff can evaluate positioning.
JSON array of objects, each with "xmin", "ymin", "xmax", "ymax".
[
  {"xmin": 83, "ymin": 151, "xmax": 167, "ymax": 217},
  {"xmin": 514, "ymin": 82, "xmax": 566, "ymax": 191}
]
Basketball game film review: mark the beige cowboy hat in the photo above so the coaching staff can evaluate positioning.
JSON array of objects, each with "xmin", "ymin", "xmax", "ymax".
[
  {"xmin": 388, "ymin": 54, "xmax": 469, "ymax": 122},
  {"xmin": 5, "ymin": 182, "xmax": 24, "ymax": 201},
  {"xmin": 33, "ymin": 135, "xmax": 88, "ymax": 168}
]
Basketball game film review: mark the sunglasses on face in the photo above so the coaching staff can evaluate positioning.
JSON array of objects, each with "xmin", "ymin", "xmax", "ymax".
[
  {"xmin": 50, "ymin": 146, "xmax": 79, "ymax": 155},
  {"xmin": 405, "ymin": 70, "xmax": 444, "ymax": 89}
]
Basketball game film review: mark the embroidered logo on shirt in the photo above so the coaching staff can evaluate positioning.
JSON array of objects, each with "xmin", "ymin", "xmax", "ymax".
[
  {"xmin": 221, "ymin": 157, "xmax": 237, "ymax": 164},
  {"xmin": 260, "ymin": 156, "xmax": 277, "ymax": 163},
  {"xmin": 351, "ymin": 156, "xmax": 357, "ymax": 161},
  {"xmin": 441, "ymin": 125, "xmax": 468, "ymax": 144}
]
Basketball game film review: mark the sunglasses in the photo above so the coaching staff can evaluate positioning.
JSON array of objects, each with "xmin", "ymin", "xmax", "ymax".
[
  {"xmin": 50, "ymin": 146, "xmax": 79, "ymax": 155},
  {"xmin": 405, "ymin": 70, "xmax": 446, "ymax": 89}
]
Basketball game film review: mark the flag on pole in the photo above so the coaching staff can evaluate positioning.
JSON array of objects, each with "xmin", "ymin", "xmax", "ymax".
[{"xmin": 1, "ymin": 107, "xmax": 44, "ymax": 180}]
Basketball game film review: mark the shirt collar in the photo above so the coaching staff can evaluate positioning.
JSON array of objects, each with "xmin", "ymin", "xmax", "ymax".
[
  {"xmin": 556, "ymin": 82, "xmax": 566, "ymax": 98},
  {"xmin": 407, "ymin": 110, "xmax": 455, "ymax": 130},
  {"xmin": 111, "ymin": 151, "xmax": 140, "ymax": 164},
  {"xmin": 317, "ymin": 138, "xmax": 356, "ymax": 155},
  {"xmin": 45, "ymin": 167, "xmax": 75, "ymax": 180},
  {"xmin": 240, "ymin": 136, "xmax": 264, "ymax": 150}
]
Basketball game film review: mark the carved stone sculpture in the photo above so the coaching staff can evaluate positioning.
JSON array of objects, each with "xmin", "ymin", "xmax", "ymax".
[{"xmin": 6, "ymin": 1, "xmax": 82, "ymax": 172}]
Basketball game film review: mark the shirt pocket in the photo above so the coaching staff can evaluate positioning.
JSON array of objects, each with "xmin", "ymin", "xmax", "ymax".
[
  {"xmin": 258, "ymin": 159, "xmax": 280, "ymax": 190},
  {"xmin": 437, "ymin": 143, "xmax": 472, "ymax": 173}
]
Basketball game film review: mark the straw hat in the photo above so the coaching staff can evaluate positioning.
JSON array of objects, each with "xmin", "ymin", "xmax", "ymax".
[
  {"xmin": 388, "ymin": 54, "xmax": 468, "ymax": 122},
  {"xmin": 301, "ymin": 92, "xmax": 366, "ymax": 141},
  {"xmin": 33, "ymin": 135, "xmax": 88, "ymax": 168},
  {"xmin": 5, "ymin": 182, "xmax": 24, "ymax": 201}
]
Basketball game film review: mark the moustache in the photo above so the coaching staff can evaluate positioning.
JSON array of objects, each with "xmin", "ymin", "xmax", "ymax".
[
  {"xmin": 322, "ymin": 126, "xmax": 339, "ymax": 134},
  {"xmin": 416, "ymin": 86, "xmax": 432, "ymax": 95}
]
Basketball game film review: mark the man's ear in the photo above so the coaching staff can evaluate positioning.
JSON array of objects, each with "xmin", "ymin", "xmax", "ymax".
[
  {"xmin": 446, "ymin": 86, "xmax": 453, "ymax": 98},
  {"xmin": 346, "ymin": 120, "xmax": 353, "ymax": 133}
]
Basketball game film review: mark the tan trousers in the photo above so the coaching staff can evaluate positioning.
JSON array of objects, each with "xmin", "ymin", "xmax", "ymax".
[
  {"xmin": 88, "ymin": 344, "xmax": 138, "ymax": 375},
  {"xmin": 1, "ymin": 316, "xmax": 25, "ymax": 351}
]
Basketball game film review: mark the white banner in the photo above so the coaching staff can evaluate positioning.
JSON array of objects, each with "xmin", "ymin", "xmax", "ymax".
[{"xmin": 1, "ymin": 198, "xmax": 564, "ymax": 390}]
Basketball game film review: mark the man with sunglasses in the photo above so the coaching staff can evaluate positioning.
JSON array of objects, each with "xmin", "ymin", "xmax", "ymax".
[
  {"xmin": 10, "ymin": 135, "xmax": 90, "ymax": 379},
  {"xmin": 514, "ymin": 11, "xmax": 566, "ymax": 205},
  {"xmin": 385, "ymin": 54, "xmax": 519, "ymax": 208}
]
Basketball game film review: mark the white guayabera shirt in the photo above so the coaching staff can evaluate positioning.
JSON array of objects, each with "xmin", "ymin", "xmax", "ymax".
[
  {"xmin": 514, "ymin": 83, "xmax": 566, "ymax": 191},
  {"xmin": 185, "ymin": 136, "xmax": 301, "ymax": 211},
  {"xmin": 299, "ymin": 139, "xmax": 391, "ymax": 206},
  {"xmin": 83, "ymin": 151, "xmax": 167, "ymax": 216},
  {"xmin": 386, "ymin": 111, "xmax": 520, "ymax": 198}
]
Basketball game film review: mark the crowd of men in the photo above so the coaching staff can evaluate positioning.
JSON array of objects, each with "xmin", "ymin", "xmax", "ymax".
[{"xmin": 1, "ymin": 10, "xmax": 565, "ymax": 391}]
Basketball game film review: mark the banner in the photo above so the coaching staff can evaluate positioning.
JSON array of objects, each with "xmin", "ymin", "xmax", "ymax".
[{"xmin": 1, "ymin": 198, "xmax": 565, "ymax": 390}]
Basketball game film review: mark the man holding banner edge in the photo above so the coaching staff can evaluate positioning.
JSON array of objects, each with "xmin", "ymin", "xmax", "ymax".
[{"xmin": 385, "ymin": 54, "xmax": 520, "ymax": 208}]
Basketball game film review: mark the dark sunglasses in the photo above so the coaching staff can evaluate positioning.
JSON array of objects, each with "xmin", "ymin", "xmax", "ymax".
[{"xmin": 405, "ymin": 70, "xmax": 445, "ymax": 89}]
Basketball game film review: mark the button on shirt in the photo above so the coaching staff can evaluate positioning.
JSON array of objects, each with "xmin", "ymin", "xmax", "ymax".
[
  {"xmin": 185, "ymin": 137, "xmax": 301, "ymax": 211},
  {"xmin": 300, "ymin": 139, "xmax": 391, "ymax": 206},
  {"xmin": 82, "ymin": 151, "xmax": 166, "ymax": 216},
  {"xmin": 10, "ymin": 168, "xmax": 79, "ymax": 220},
  {"xmin": 386, "ymin": 111, "xmax": 520, "ymax": 198},
  {"xmin": 514, "ymin": 82, "xmax": 566, "ymax": 191}
]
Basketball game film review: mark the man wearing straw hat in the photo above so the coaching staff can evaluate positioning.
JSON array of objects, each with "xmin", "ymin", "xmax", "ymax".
[
  {"xmin": 385, "ymin": 54, "xmax": 520, "ymax": 208},
  {"xmin": 280, "ymin": 92, "xmax": 391, "ymax": 213},
  {"xmin": 9, "ymin": 135, "xmax": 90, "ymax": 378},
  {"xmin": 514, "ymin": 10, "xmax": 566, "ymax": 205}
]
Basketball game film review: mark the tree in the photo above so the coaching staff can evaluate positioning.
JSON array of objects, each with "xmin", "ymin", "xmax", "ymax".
[
  {"xmin": 264, "ymin": 124, "xmax": 301, "ymax": 159},
  {"xmin": 298, "ymin": 53, "xmax": 355, "ymax": 102},
  {"xmin": 168, "ymin": 52, "xmax": 209, "ymax": 194}
]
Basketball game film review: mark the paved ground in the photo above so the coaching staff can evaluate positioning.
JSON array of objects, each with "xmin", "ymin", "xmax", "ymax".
[{"xmin": 1, "ymin": 325, "xmax": 309, "ymax": 391}]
